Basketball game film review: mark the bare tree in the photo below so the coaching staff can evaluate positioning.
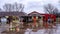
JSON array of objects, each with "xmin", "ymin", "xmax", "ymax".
[
  {"xmin": 3, "ymin": 2, "xmax": 24, "ymax": 12},
  {"xmin": 44, "ymin": 4, "xmax": 58, "ymax": 15},
  {"xmin": 13, "ymin": 2, "xmax": 18, "ymax": 11},
  {"xmin": 18, "ymin": 4, "xmax": 24, "ymax": 12},
  {"xmin": 0, "ymin": 8, "xmax": 2, "ymax": 11},
  {"xmin": 3, "ymin": 3, "xmax": 12, "ymax": 12},
  {"xmin": 13, "ymin": 2, "xmax": 24, "ymax": 12}
]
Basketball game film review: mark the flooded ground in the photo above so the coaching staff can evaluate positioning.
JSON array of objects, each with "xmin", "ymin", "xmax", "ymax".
[{"xmin": 0, "ymin": 23, "xmax": 60, "ymax": 34}]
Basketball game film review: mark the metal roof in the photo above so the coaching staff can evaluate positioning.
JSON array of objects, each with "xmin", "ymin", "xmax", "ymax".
[{"xmin": 0, "ymin": 12, "xmax": 28, "ymax": 16}]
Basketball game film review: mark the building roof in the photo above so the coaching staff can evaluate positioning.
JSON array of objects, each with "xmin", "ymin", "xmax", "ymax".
[
  {"xmin": 0, "ymin": 11, "xmax": 28, "ymax": 16},
  {"xmin": 0, "ymin": 11, "xmax": 56, "ymax": 17},
  {"xmin": 28, "ymin": 11, "xmax": 43, "ymax": 16}
]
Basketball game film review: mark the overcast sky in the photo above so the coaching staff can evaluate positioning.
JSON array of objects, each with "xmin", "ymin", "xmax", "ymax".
[{"xmin": 0, "ymin": 0, "xmax": 60, "ymax": 14}]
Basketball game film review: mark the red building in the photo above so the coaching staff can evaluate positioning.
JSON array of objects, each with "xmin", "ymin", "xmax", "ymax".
[{"xmin": 28, "ymin": 11, "xmax": 56, "ymax": 28}]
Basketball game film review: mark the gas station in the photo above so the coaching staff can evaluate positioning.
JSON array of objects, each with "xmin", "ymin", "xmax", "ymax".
[{"xmin": 0, "ymin": 11, "xmax": 56, "ymax": 32}]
